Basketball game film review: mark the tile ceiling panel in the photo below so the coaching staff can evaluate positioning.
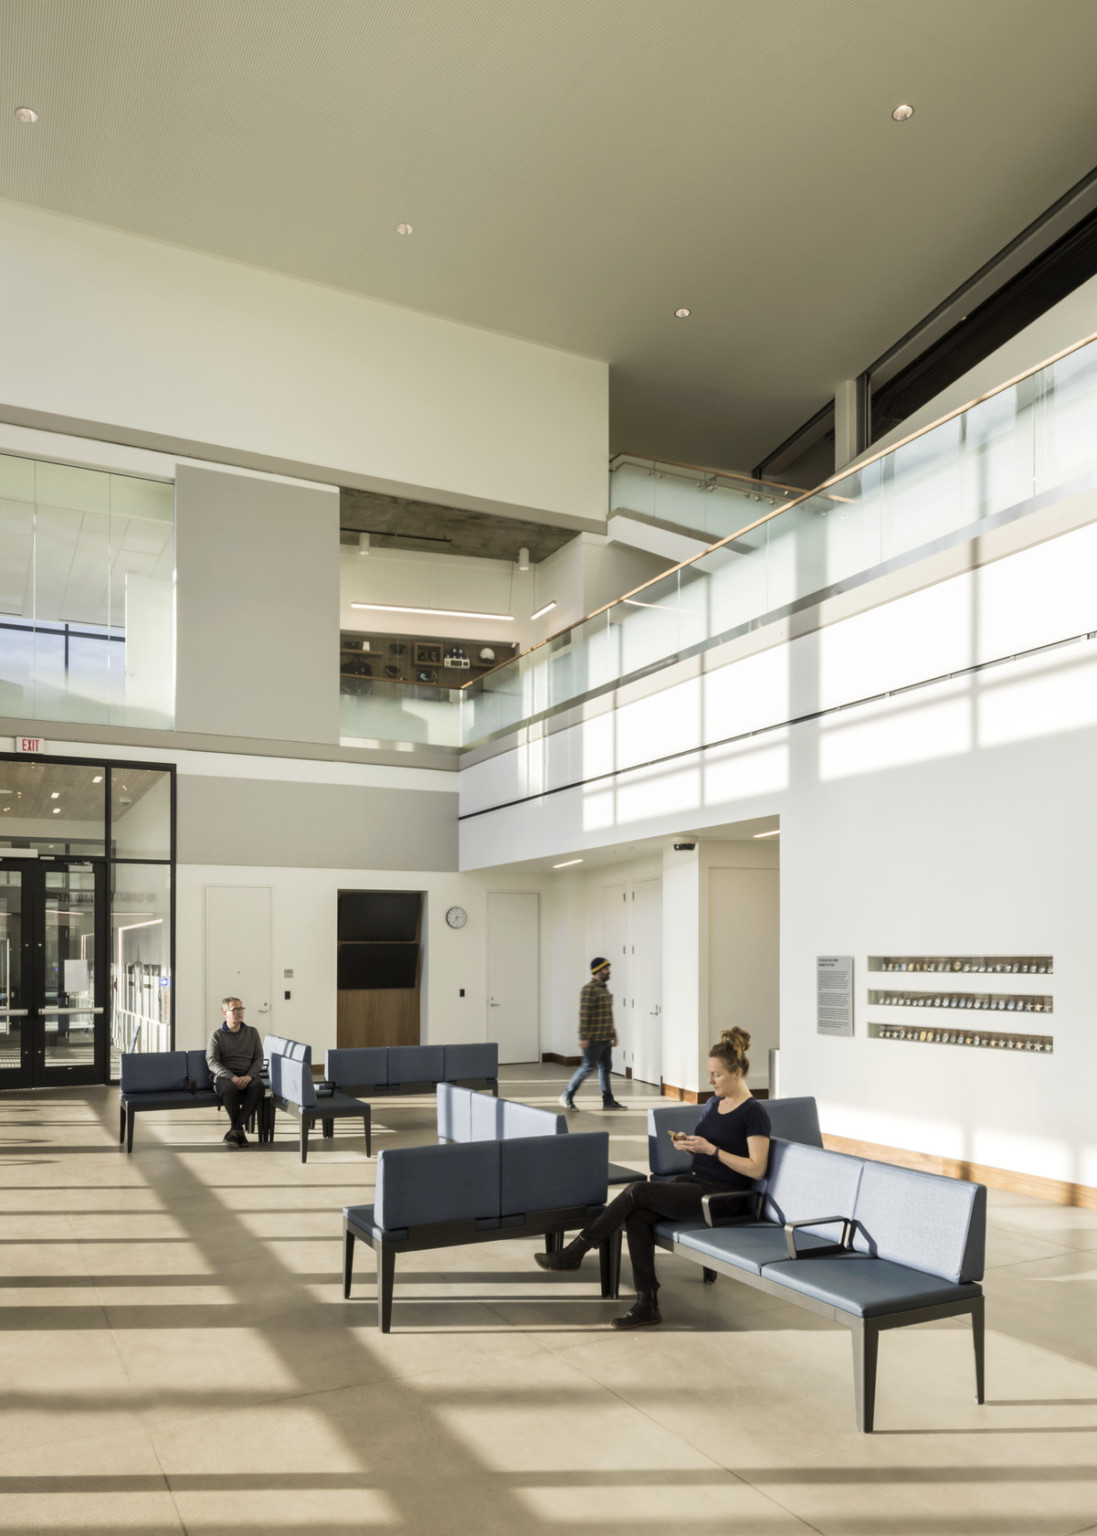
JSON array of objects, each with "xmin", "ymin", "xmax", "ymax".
[{"xmin": 3, "ymin": 1, "xmax": 1097, "ymax": 469}]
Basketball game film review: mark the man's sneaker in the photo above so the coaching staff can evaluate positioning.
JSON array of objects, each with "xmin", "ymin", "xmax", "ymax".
[
  {"xmin": 558, "ymin": 1093, "xmax": 577, "ymax": 1112},
  {"xmin": 602, "ymin": 1100, "xmax": 627, "ymax": 1111},
  {"xmin": 232, "ymin": 1127, "xmax": 248, "ymax": 1146},
  {"xmin": 223, "ymin": 1129, "xmax": 239, "ymax": 1146}
]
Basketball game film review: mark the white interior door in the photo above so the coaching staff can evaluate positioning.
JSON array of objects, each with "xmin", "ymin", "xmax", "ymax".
[
  {"xmin": 204, "ymin": 886, "xmax": 272, "ymax": 1036},
  {"xmin": 629, "ymin": 878, "xmax": 662, "ymax": 1086},
  {"xmin": 600, "ymin": 883, "xmax": 629, "ymax": 1075},
  {"xmin": 486, "ymin": 892, "xmax": 539, "ymax": 1064}
]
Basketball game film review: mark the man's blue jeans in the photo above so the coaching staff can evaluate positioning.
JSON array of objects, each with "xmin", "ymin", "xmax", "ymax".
[{"xmin": 565, "ymin": 1040, "xmax": 614, "ymax": 1103}]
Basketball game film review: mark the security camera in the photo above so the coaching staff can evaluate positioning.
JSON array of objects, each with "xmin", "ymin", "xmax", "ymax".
[{"xmin": 673, "ymin": 842, "xmax": 696, "ymax": 851}]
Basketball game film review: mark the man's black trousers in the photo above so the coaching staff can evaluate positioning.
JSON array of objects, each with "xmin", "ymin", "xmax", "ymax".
[{"xmin": 217, "ymin": 1079, "xmax": 265, "ymax": 1131}]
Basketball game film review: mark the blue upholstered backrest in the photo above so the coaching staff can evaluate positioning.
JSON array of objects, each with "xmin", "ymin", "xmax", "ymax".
[
  {"xmin": 264, "ymin": 1034, "xmax": 292, "ymax": 1060},
  {"xmin": 501, "ymin": 1100, "xmax": 567, "ymax": 1138},
  {"xmin": 765, "ymin": 1097, "xmax": 823, "ymax": 1148},
  {"xmin": 388, "ymin": 1044, "xmax": 445, "ymax": 1085},
  {"xmin": 470, "ymin": 1090, "xmax": 505, "ymax": 1139},
  {"xmin": 268, "ymin": 1039, "xmax": 312, "ymax": 1101},
  {"xmin": 120, "ymin": 1051, "xmax": 187, "ymax": 1094},
  {"xmin": 500, "ymin": 1133, "xmax": 608, "ymax": 1216},
  {"xmin": 376, "ymin": 1141, "xmax": 501, "ymax": 1229},
  {"xmin": 761, "ymin": 1140, "xmax": 865, "ymax": 1238},
  {"xmin": 185, "ymin": 1050, "xmax": 213, "ymax": 1091},
  {"xmin": 325, "ymin": 1047, "xmax": 389, "ymax": 1088},
  {"xmin": 852, "ymin": 1161, "xmax": 986, "ymax": 1283},
  {"xmin": 437, "ymin": 1082, "xmax": 474, "ymax": 1142},
  {"xmin": 442, "ymin": 1042, "xmax": 498, "ymax": 1081},
  {"xmin": 276, "ymin": 1053, "xmax": 317, "ymax": 1110},
  {"xmin": 647, "ymin": 1105, "xmax": 702, "ymax": 1174}
]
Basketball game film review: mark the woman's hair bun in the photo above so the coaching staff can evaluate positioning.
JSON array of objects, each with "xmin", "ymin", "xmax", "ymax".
[{"xmin": 721, "ymin": 1026, "xmax": 751, "ymax": 1053}]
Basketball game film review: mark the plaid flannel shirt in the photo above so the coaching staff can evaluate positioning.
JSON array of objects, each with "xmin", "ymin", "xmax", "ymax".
[{"xmin": 579, "ymin": 979, "xmax": 615, "ymax": 1043}]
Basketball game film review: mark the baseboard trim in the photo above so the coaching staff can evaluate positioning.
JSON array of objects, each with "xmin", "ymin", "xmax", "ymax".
[
  {"xmin": 822, "ymin": 1133, "xmax": 1097, "ymax": 1210},
  {"xmin": 661, "ymin": 1082, "xmax": 770, "ymax": 1103},
  {"xmin": 542, "ymin": 1052, "xmax": 581, "ymax": 1068}
]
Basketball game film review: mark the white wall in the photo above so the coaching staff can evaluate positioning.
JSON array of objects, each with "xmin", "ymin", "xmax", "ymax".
[
  {"xmin": 340, "ymin": 545, "xmax": 541, "ymax": 652},
  {"xmin": 456, "ymin": 504, "xmax": 1097, "ymax": 1185},
  {"xmin": 0, "ymin": 199, "xmax": 609, "ymax": 528}
]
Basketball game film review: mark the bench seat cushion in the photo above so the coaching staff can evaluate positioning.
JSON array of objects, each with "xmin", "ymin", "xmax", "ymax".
[
  {"xmin": 607, "ymin": 1162, "xmax": 645, "ymax": 1185},
  {"xmin": 760, "ymin": 1253, "xmax": 983, "ymax": 1318},
  {"xmin": 121, "ymin": 1090, "xmax": 220, "ymax": 1110},
  {"xmin": 653, "ymin": 1216, "xmax": 710, "ymax": 1244},
  {"xmin": 308, "ymin": 1091, "xmax": 370, "ymax": 1117},
  {"xmin": 345, "ymin": 1203, "xmax": 404, "ymax": 1241},
  {"xmin": 677, "ymin": 1222, "xmax": 844, "ymax": 1275}
]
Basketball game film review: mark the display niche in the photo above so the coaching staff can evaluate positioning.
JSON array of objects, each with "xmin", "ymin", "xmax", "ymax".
[
  {"xmin": 869, "ymin": 955, "xmax": 1052, "ymax": 975},
  {"xmin": 869, "ymin": 1023, "xmax": 1053, "ymax": 1054},
  {"xmin": 867, "ymin": 989, "xmax": 1052, "ymax": 1015}
]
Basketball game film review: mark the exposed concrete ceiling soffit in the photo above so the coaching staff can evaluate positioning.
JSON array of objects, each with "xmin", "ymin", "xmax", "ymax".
[{"xmin": 339, "ymin": 488, "xmax": 573, "ymax": 563}]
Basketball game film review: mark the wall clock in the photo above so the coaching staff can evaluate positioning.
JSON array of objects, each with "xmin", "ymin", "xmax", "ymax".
[{"xmin": 445, "ymin": 906, "xmax": 468, "ymax": 929}]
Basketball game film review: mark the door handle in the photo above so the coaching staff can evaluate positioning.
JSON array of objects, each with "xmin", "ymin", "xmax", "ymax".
[
  {"xmin": 0, "ymin": 1008, "xmax": 29, "ymax": 1017},
  {"xmin": 40, "ymin": 1006, "xmax": 105, "ymax": 1015},
  {"xmin": 489, "ymin": 1000, "xmax": 501, "ymax": 1007},
  {"xmin": 257, "ymin": 1004, "xmax": 270, "ymax": 1014}
]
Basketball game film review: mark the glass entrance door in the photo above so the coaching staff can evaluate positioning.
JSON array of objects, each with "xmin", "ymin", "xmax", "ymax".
[{"xmin": 0, "ymin": 858, "xmax": 108, "ymax": 1087}]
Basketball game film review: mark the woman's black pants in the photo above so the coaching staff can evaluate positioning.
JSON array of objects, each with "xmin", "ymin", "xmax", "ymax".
[{"xmin": 580, "ymin": 1175, "xmax": 726, "ymax": 1294}]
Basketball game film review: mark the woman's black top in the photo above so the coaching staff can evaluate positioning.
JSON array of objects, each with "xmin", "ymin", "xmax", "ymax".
[{"xmin": 689, "ymin": 1096, "xmax": 771, "ymax": 1189}]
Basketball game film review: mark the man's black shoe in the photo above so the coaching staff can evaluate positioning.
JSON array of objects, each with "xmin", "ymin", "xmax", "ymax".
[
  {"xmin": 534, "ymin": 1238, "xmax": 588, "ymax": 1271},
  {"xmin": 611, "ymin": 1295, "xmax": 662, "ymax": 1329},
  {"xmin": 223, "ymin": 1129, "xmax": 239, "ymax": 1146},
  {"xmin": 602, "ymin": 1100, "xmax": 627, "ymax": 1111}
]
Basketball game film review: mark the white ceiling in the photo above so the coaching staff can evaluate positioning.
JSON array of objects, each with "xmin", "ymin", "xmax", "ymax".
[{"xmin": 3, "ymin": 1, "xmax": 1097, "ymax": 473}]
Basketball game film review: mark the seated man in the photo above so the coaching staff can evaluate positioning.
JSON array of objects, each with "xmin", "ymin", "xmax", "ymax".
[{"xmin": 207, "ymin": 997, "xmax": 264, "ymax": 1147}]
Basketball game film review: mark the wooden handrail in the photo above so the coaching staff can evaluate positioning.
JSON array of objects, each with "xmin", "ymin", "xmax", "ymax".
[{"xmin": 464, "ymin": 324, "xmax": 1097, "ymax": 690}]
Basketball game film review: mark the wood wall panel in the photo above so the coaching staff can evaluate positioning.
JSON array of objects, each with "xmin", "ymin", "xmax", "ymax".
[
  {"xmin": 337, "ymin": 988, "xmax": 420, "ymax": 1048},
  {"xmin": 822, "ymin": 1133, "xmax": 1097, "ymax": 1210}
]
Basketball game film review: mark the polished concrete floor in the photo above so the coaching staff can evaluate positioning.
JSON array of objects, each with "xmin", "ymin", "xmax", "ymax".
[{"xmin": 2, "ymin": 1064, "xmax": 1097, "ymax": 1535}]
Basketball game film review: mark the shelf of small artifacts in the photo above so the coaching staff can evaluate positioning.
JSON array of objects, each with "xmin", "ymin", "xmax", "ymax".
[
  {"xmin": 869, "ymin": 1021, "xmax": 1053, "ymax": 1054},
  {"xmin": 339, "ymin": 629, "xmax": 517, "ymax": 692},
  {"xmin": 867, "ymin": 988, "xmax": 1052, "ymax": 1016},
  {"xmin": 869, "ymin": 955, "xmax": 1052, "ymax": 975}
]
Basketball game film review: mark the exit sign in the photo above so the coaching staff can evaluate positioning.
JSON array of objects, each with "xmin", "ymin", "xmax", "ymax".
[{"xmin": 14, "ymin": 737, "xmax": 43, "ymax": 754}]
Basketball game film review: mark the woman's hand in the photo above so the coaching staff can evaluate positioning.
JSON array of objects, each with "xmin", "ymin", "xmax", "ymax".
[{"xmin": 675, "ymin": 1135, "xmax": 717, "ymax": 1156}]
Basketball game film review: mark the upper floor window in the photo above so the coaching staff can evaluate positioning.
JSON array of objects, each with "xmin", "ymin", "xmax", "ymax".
[{"xmin": 0, "ymin": 455, "xmax": 174, "ymax": 729}]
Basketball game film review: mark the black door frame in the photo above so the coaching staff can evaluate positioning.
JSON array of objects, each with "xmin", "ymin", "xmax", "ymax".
[{"xmin": 0, "ymin": 750, "xmax": 177, "ymax": 1086}]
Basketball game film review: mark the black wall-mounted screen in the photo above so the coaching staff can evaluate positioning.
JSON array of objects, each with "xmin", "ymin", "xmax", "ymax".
[
  {"xmin": 338, "ymin": 942, "xmax": 419, "ymax": 991},
  {"xmin": 338, "ymin": 891, "xmax": 420, "ymax": 943}
]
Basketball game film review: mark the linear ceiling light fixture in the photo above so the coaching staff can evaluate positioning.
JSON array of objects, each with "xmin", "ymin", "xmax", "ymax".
[
  {"xmin": 350, "ymin": 602, "xmax": 514, "ymax": 622},
  {"xmin": 530, "ymin": 601, "xmax": 557, "ymax": 620},
  {"xmin": 753, "ymin": 829, "xmax": 780, "ymax": 838},
  {"xmin": 553, "ymin": 858, "xmax": 583, "ymax": 869}
]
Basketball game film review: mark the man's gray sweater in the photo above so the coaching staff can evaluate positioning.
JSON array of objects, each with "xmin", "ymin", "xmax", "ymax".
[{"xmin": 206, "ymin": 1024, "xmax": 263, "ymax": 1089}]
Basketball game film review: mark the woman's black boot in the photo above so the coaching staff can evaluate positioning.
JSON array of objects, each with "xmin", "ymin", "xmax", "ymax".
[
  {"xmin": 611, "ymin": 1290, "xmax": 662, "ymax": 1328},
  {"xmin": 535, "ymin": 1235, "xmax": 590, "ymax": 1271}
]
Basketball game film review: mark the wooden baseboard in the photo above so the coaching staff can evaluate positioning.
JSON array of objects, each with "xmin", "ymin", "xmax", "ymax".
[
  {"xmin": 661, "ymin": 1083, "xmax": 770, "ymax": 1103},
  {"xmin": 822, "ymin": 1133, "xmax": 1097, "ymax": 1210},
  {"xmin": 541, "ymin": 1052, "xmax": 581, "ymax": 1068}
]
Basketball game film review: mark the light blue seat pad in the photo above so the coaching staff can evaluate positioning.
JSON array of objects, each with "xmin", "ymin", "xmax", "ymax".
[
  {"xmin": 652, "ymin": 1216, "xmax": 710, "ymax": 1244},
  {"xmin": 677, "ymin": 1222, "xmax": 842, "ymax": 1275},
  {"xmin": 760, "ymin": 1253, "xmax": 983, "ymax": 1318}
]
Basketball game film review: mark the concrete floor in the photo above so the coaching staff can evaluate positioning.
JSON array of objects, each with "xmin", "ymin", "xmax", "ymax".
[{"xmin": 2, "ymin": 1064, "xmax": 1097, "ymax": 1535}]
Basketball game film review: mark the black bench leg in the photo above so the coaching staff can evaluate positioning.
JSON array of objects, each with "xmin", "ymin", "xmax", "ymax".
[
  {"xmin": 545, "ymin": 1230, "xmax": 564, "ymax": 1256},
  {"xmin": 118, "ymin": 1104, "xmax": 126, "ymax": 1145},
  {"xmin": 972, "ymin": 1297, "xmax": 985, "ymax": 1404},
  {"xmin": 599, "ymin": 1231, "xmax": 621, "ymax": 1299},
  {"xmin": 702, "ymin": 1267, "xmax": 717, "ymax": 1286},
  {"xmin": 852, "ymin": 1320, "xmax": 879, "ymax": 1433},
  {"xmin": 300, "ymin": 1118, "xmax": 310, "ymax": 1164},
  {"xmin": 126, "ymin": 1104, "xmax": 136, "ymax": 1154},
  {"xmin": 378, "ymin": 1246, "xmax": 395, "ymax": 1333},
  {"xmin": 491, "ymin": 1080, "xmax": 499, "ymax": 1098},
  {"xmin": 343, "ymin": 1230, "xmax": 355, "ymax": 1299},
  {"xmin": 322, "ymin": 1117, "xmax": 334, "ymax": 1139},
  {"xmin": 363, "ymin": 1111, "xmax": 371, "ymax": 1158}
]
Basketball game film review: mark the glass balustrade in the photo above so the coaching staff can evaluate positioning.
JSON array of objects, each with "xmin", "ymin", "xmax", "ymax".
[
  {"xmin": 460, "ymin": 331, "xmax": 1097, "ymax": 747},
  {"xmin": 609, "ymin": 455, "xmax": 800, "ymax": 543}
]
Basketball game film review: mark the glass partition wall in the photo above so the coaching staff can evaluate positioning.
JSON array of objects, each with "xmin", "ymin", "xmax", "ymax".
[
  {"xmin": 0, "ymin": 754, "xmax": 174, "ymax": 1088},
  {"xmin": 0, "ymin": 454, "xmax": 175, "ymax": 729}
]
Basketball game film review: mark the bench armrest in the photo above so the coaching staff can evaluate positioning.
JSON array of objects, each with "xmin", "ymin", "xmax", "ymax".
[
  {"xmin": 783, "ymin": 1215, "xmax": 854, "ymax": 1259},
  {"xmin": 701, "ymin": 1189, "xmax": 763, "ymax": 1226}
]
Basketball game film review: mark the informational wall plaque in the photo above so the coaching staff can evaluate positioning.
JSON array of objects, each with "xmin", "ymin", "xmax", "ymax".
[{"xmin": 817, "ymin": 955, "xmax": 854, "ymax": 1037}]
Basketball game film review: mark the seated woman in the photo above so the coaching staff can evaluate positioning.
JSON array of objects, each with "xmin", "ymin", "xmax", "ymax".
[{"xmin": 536, "ymin": 1026, "xmax": 770, "ymax": 1328}]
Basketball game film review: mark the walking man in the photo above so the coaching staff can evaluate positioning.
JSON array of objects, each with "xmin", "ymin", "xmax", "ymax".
[
  {"xmin": 559, "ymin": 957, "xmax": 626, "ymax": 1111},
  {"xmin": 207, "ymin": 997, "xmax": 265, "ymax": 1147}
]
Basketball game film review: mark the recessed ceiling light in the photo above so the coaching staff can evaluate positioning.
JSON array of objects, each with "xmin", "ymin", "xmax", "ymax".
[
  {"xmin": 14, "ymin": 107, "xmax": 38, "ymax": 124},
  {"xmin": 396, "ymin": 223, "xmax": 414, "ymax": 236},
  {"xmin": 52, "ymin": 807, "xmax": 61, "ymax": 814},
  {"xmin": 891, "ymin": 104, "xmax": 914, "ymax": 122},
  {"xmin": 674, "ymin": 307, "xmax": 691, "ymax": 319},
  {"xmin": 91, "ymin": 775, "xmax": 102, "ymax": 784},
  {"xmin": 351, "ymin": 602, "xmax": 513, "ymax": 622},
  {"xmin": 553, "ymin": 858, "xmax": 583, "ymax": 869},
  {"xmin": 50, "ymin": 792, "xmax": 59, "ymax": 799}
]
